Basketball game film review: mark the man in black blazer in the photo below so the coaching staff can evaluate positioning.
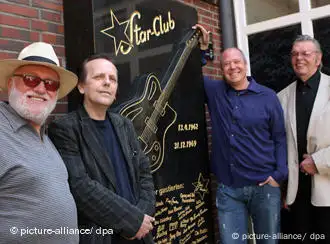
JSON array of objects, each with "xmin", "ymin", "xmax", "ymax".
[{"xmin": 48, "ymin": 54, "xmax": 155, "ymax": 244}]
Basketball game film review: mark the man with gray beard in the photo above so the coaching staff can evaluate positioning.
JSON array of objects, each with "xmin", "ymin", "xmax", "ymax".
[{"xmin": 0, "ymin": 42, "xmax": 79, "ymax": 244}]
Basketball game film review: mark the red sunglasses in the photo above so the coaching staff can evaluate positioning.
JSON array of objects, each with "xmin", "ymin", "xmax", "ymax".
[{"xmin": 12, "ymin": 74, "xmax": 60, "ymax": 92}]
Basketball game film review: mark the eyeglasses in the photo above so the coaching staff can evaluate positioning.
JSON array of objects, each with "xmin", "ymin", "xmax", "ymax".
[
  {"xmin": 12, "ymin": 74, "xmax": 60, "ymax": 92},
  {"xmin": 291, "ymin": 51, "xmax": 318, "ymax": 58}
]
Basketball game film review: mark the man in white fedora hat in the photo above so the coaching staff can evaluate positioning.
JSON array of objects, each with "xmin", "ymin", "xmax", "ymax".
[{"xmin": 0, "ymin": 42, "xmax": 79, "ymax": 243}]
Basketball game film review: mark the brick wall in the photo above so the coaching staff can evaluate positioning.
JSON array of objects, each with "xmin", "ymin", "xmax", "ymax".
[
  {"xmin": 0, "ymin": 0, "xmax": 67, "ymax": 114},
  {"xmin": 178, "ymin": 0, "xmax": 222, "ymax": 80}
]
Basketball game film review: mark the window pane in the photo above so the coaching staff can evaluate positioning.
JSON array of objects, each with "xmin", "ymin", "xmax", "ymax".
[
  {"xmin": 248, "ymin": 24, "xmax": 301, "ymax": 92},
  {"xmin": 313, "ymin": 17, "xmax": 330, "ymax": 75},
  {"xmin": 246, "ymin": 0, "xmax": 299, "ymax": 24},
  {"xmin": 311, "ymin": 0, "xmax": 330, "ymax": 8}
]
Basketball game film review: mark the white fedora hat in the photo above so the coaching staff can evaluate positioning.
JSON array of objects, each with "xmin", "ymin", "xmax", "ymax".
[{"xmin": 0, "ymin": 42, "xmax": 77, "ymax": 99}]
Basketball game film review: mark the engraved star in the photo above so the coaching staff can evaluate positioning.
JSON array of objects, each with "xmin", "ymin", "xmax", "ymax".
[
  {"xmin": 100, "ymin": 10, "xmax": 132, "ymax": 55},
  {"xmin": 192, "ymin": 173, "xmax": 209, "ymax": 200}
]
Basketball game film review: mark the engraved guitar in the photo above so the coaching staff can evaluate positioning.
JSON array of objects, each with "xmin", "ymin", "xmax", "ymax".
[{"xmin": 120, "ymin": 29, "xmax": 201, "ymax": 173}]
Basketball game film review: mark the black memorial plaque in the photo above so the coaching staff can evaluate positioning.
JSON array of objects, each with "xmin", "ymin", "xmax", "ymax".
[{"xmin": 63, "ymin": 0, "xmax": 214, "ymax": 243}]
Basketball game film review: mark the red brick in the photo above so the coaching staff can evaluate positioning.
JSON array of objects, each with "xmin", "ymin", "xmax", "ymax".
[
  {"xmin": 41, "ymin": 10, "xmax": 62, "ymax": 23},
  {"xmin": 42, "ymin": 33, "xmax": 56, "ymax": 44},
  {"xmin": 0, "ymin": 52, "xmax": 17, "ymax": 59},
  {"xmin": 212, "ymin": 26, "xmax": 220, "ymax": 33},
  {"xmin": 30, "ymin": 31, "xmax": 40, "ymax": 42},
  {"xmin": 200, "ymin": 16, "xmax": 218, "ymax": 26},
  {"xmin": 42, "ymin": 33, "xmax": 64, "ymax": 45},
  {"xmin": 48, "ymin": 22, "xmax": 61, "ymax": 33},
  {"xmin": 195, "ymin": 1, "xmax": 212, "ymax": 11},
  {"xmin": 213, "ymin": 59, "xmax": 220, "ymax": 66},
  {"xmin": 0, "ymin": 39, "xmax": 26, "ymax": 53},
  {"xmin": 209, "ymin": 62, "xmax": 219, "ymax": 69},
  {"xmin": 57, "ymin": 24, "xmax": 64, "ymax": 34},
  {"xmin": 1, "ymin": 26, "xmax": 21, "ymax": 39},
  {"xmin": 212, "ymin": 13, "xmax": 219, "ymax": 19},
  {"xmin": 210, "ymin": 4, "xmax": 219, "ymax": 12},
  {"xmin": 32, "ymin": 0, "xmax": 63, "ymax": 12},
  {"xmin": 197, "ymin": 8, "xmax": 212, "ymax": 17},
  {"xmin": 54, "ymin": 46, "xmax": 65, "ymax": 57},
  {"xmin": 212, "ymin": 32, "xmax": 220, "ymax": 40},
  {"xmin": 0, "ymin": 3, "xmax": 38, "ymax": 18},
  {"xmin": 31, "ymin": 19, "xmax": 48, "ymax": 31},
  {"xmin": 213, "ymin": 46, "xmax": 221, "ymax": 52},
  {"xmin": 32, "ymin": 20, "xmax": 63, "ymax": 33},
  {"xmin": 6, "ymin": 0, "xmax": 29, "ymax": 5},
  {"xmin": 43, "ymin": 0, "xmax": 63, "ymax": 4},
  {"xmin": 0, "ymin": 14, "xmax": 29, "ymax": 28},
  {"xmin": 203, "ymin": 66, "xmax": 218, "ymax": 75},
  {"xmin": 0, "ymin": 26, "xmax": 38, "ymax": 42},
  {"xmin": 213, "ymin": 39, "xmax": 221, "ymax": 47}
]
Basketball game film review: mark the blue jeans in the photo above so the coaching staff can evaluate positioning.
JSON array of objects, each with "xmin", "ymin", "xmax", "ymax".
[{"xmin": 216, "ymin": 183, "xmax": 281, "ymax": 244}]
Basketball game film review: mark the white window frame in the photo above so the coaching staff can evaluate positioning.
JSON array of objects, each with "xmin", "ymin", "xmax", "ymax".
[{"xmin": 233, "ymin": 0, "xmax": 330, "ymax": 75}]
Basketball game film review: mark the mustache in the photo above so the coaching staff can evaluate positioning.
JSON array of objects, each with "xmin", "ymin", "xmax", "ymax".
[
  {"xmin": 8, "ymin": 86, "xmax": 57, "ymax": 126},
  {"xmin": 23, "ymin": 91, "xmax": 51, "ymax": 101}
]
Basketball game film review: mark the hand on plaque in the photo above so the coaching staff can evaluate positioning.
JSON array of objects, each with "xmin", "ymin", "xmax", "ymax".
[{"xmin": 193, "ymin": 24, "xmax": 210, "ymax": 50}]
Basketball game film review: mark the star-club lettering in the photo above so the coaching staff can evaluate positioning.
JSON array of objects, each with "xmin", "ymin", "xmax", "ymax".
[
  {"xmin": 119, "ymin": 11, "xmax": 175, "ymax": 55},
  {"xmin": 129, "ymin": 11, "xmax": 175, "ymax": 44}
]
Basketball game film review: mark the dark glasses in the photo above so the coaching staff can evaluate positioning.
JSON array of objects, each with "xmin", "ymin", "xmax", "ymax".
[{"xmin": 12, "ymin": 74, "xmax": 60, "ymax": 92}]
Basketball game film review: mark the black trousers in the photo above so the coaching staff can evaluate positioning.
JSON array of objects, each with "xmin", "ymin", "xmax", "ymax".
[{"xmin": 280, "ymin": 172, "xmax": 330, "ymax": 244}]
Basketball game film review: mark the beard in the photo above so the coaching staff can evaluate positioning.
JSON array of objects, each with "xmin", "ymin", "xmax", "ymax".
[{"xmin": 8, "ymin": 86, "xmax": 57, "ymax": 126}]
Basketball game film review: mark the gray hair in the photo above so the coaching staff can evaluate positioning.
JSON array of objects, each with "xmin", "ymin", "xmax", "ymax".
[
  {"xmin": 293, "ymin": 34, "xmax": 322, "ymax": 54},
  {"xmin": 292, "ymin": 34, "xmax": 323, "ymax": 70},
  {"xmin": 220, "ymin": 47, "xmax": 247, "ymax": 67}
]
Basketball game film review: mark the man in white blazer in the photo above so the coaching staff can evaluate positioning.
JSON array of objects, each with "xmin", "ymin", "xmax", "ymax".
[{"xmin": 278, "ymin": 35, "xmax": 330, "ymax": 243}]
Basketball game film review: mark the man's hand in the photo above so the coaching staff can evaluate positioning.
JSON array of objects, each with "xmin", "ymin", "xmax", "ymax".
[
  {"xmin": 259, "ymin": 176, "xmax": 280, "ymax": 187},
  {"xmin": 133, "ymin": 214, "xmax": 155, "ymax": 240},
  {"xmin": 300, "ymin": 154, "xmax": 318, "ymax": 176},
  {"xmin": 193, "ymin": 24, "xmax": 209, "ymax": 50}
]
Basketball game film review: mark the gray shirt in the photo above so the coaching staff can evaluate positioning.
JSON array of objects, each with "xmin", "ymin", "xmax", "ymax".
[{"xmin": 0, "ymin": 102, "xmax": 78, "ymax": 244}]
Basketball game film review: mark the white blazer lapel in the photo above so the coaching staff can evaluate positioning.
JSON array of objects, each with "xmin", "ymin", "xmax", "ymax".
[
  {"xmin": 288, "ymin": 82, "xmax": 298, "ymax": 147},
  {"xmin": 307, "ymin": 73, "xmax": 330, "ymax": 153}
]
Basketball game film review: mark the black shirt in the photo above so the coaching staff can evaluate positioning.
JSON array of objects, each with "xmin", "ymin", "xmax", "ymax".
[
  {"xmin": 295, "ymin": 70, "xmax": 321, "ymax": 200},
  {"xmin": 295, "ymin": 70, "xmax": 321, "ymax": 162},
  {"xmin": 92, "ymin": 118, "xmax": 136, "ymax": 204}
]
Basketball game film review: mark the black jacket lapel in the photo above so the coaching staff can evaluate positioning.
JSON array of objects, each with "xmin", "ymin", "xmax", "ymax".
[
  {"xmin": 108, "ymin": 112, "xmax": 138, "ymax": 193},
  {"xmin": 77, "ymin": 106, "xmax": 117, "ymax": 191}
]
